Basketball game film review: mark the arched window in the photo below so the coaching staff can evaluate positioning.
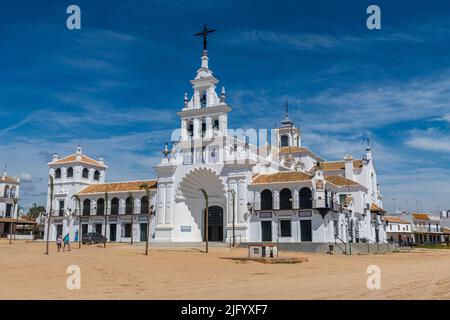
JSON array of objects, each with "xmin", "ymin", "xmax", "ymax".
[
  {"xmin": 279, "ymin": 188, "xmax": 292, "ymax": 210},
  {"xmin": 125, "ymin": 196, "xmax": 134, "ymax": 215},
  {"xmin": 55, "ymin": 168, "xmax": 62, "ymax": 179},
  {"xmin": 10, "ymin": 187, "xmax": 16, "ymax": 198},
  {"xmin": 299, "ymin": 187, "xmax": 312, "ymax": 209},
  {"xmin": 4, "ymin": 185, "xmax": 10, "ymax": 198},
  {"xmin": 261, "ymin": 189, "xmax": 273, "ymax": 210},
  {"xmin": 200, "ymin": 92, "xmax": 207, "ymax": 108},
  {"xmin": 83, "ymin": 199, "xmax": 91, "ymax": 216},
  {"xmin": 280, "ymin": 135, "xmax": 289, "ymax": 147},
  {"xmin": 67, "ymin": 167, "xmax": 73, "ymax": 178},
  {"xmin": 82, "ymin": 168, "xmax": 89, "ymax": 179},
  {"xmin": 94, "ymin": 170, "xmax": 100, "ymax": 181},
  {"xmin": 187, "ymin": 122, "xmax": 194, "ymax": 137},
  {"xmin": 97, "ymin": 198, "xmax": 105, "ymax": 215},
  {"xmin": 140, "ymin": 196, "xmax": 149, "ymax": 214},
  {"xmin": 111, "ymin": 198, "xmax": 119, "ymax": 215}
]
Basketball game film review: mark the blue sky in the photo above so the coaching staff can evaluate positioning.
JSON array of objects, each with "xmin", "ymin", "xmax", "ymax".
[{"xmin": 1, "ymin": 0, "xmax": 450, "ymax": 212}]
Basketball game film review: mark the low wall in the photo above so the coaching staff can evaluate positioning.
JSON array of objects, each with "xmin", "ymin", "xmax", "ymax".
[
  {"xmin": 7, "ymin": 234, "xmax": 34, "ymax": 240},
  {"xmin": 240, "ymin": 242, "xmax": 401, "ymax": 255}
]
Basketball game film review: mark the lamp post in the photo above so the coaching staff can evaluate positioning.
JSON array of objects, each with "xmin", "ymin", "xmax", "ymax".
[
  {"xmin": 228, "ymin": 189, "xmax": 236, "ymax": 247},
  {"xmin": 145, "ymin": 205, "xmax": 154, "ymax": 256},
  {"xmin": 45, "ymin": 175, "xmax": 54, "ymax": 255},
  {"xmin": 200, "ymin": 188, "xmax": 209, "ymax": 253}
]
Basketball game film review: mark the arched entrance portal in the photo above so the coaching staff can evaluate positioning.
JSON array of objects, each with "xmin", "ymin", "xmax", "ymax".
[
  {"xmin": 177, "ymin": 167, "xmax": 227, "ymax": 242},
  {"xmin": 205, "ymin": 206, "xmax": 224, "ymax": 242}
]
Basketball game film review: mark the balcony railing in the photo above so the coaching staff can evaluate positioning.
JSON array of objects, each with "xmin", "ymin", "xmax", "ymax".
[
  {"xmin": 413, "ymin": 225, "xmax": 441, "ymax": 233},
  {"xmin": 58, "ymin": 204, "xmax": 152, "ymax": 217}
]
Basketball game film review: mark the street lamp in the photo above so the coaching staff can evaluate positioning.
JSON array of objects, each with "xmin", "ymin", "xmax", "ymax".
[
  {"xmin": 228, "ymin": 189, "xmax": 236, "ymax": 247},
  {"xmin": 247, "ymin": 202, "xmax": 253, "ymax": 214},
  {"xmin": 145, "ymin": 205, "xmax": 155, "ymax": 256},
  {"xmin": 45, "ymin": 174, "xmax": 54, "ymax": 255}
]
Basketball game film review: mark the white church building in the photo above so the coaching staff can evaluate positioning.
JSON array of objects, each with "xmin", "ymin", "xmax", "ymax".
[{"xmin": 45, "ymin": 48, "xmax": 386, "ymax": 245}]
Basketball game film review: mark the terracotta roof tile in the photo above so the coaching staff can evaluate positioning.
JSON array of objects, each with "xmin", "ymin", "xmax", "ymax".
[
  {"xmin": 54, "ymin": 154, "xmax": 106, "ymax": 167},
  {"xmin": 0, "ymin": 176, "xmax": 19, "ymax": 184},
  {"xmin": 78, "ymin": 180, "xmax": 157, "ymax": 195},
  {"xmin": 370, "ymin": 203, "xmax": 386, "ymax": 213},
  {"xmin": 325, "ymin": 175, "xmax": 363, "ymax": 187},
  {"xmin": 442, "ymin": 227, "xmax": 450, "ymax": 234},
  {"xmin": 279, "ymin": 146, "xmax": 310, "ymax": 154},
  {"xmin": 384, "ymin": 216, "xmax": 410, "ymax": 224},
  {"xmin": 251, "ymin": 171, "xmax": 312, "ymax": 184},
  {"xmin": 315, "ymin": 160, "xmax": 363, "ymax": 171},
  {"xmin": 412, "ymin": 213, "xmax": 430, "ymax": 220}
]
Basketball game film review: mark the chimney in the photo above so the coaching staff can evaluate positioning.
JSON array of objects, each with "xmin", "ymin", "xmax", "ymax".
[
  {"xmin": 52, "ymin": 153, "xmax": 58, "ymax": 162},
  {"xmin": 98, "ymin": 157, "xmax": 104, "ymax": 166},
  {"xmin": 344, "ymin": 155, "xmax": 354, "ymax": 180}
]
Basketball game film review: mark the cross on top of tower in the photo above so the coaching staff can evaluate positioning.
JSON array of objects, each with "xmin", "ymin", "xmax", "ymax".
[{"xmin": 194, "ymin": 24, "xmax": 217, "ymax": 51}]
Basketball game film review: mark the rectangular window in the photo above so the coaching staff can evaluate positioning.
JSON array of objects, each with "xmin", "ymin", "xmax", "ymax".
[
  {"xmin": 5, "ymin": 204, "xmax": 12, "ymax": 217},
  {"xmin": 124, "ymin": 223, "xmax": 132, "ymax": 237},
  {"xmin": 59, "ymin": 200, "xmax": 65, "ymax": 216},
  {"xmin": 280, "ymin": 220, "xmax": 291, "ymax": 237}
]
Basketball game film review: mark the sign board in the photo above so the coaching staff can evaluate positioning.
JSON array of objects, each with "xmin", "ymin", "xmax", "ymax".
[
  {"xmin": 260, "ymin": 212, "xmax": 272, "ymax": 219},
  {"xmin": 180, "ymin": 226, "xmax": 191, "ymax": 232},
  {"xmin": 138, "ymin": 216, "xmax": 148, "ymax": 222},
  {"xmin": 298, "ymin": 210, "xmax": 312, "ymax": 217}
]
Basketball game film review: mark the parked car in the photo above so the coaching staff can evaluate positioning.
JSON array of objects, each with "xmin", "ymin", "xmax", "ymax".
[{"xmin": 82, "ymin": 232, "xmax": 107, "ymax": 245}]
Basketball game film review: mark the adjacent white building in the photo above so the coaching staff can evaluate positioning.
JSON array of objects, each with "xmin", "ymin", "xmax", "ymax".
[
  {"xmin": 46, "ymin": 48, "xmax": 387, "ymax": 245},
  {"xmin": 0, "ymin": 169, "xmax": 20, "ymax": 237},
  {"xmin": 385, "ymin": 216, "xmax": 413, "ymax": 245}
]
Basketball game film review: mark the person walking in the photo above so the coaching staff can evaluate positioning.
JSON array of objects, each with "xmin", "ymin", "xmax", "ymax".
[
  {"xmin": 63, "ymin": 233, "xmax": 71, "ymax": 252},
  {"xmin": 56, "ymin": 235, "xmax": 62, "ymax": 252}
]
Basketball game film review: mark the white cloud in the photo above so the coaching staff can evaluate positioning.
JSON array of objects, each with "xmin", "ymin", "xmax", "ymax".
[{"xmin": 405, "ymin": 129, "xmax": 450, "ymax": 153}]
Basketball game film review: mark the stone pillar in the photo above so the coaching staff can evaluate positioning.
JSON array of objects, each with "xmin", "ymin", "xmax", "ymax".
[
  {"xmin": 206, "ymin": 116, "xmax": 213, "ymax": 138},
  {"xmin": 293, "ymin": 189, "xmax": 299, "ymax": 209},
  {"xmin": 219, "ymin": 114, "xmax": 227, "ymax": 136},
  {"xmin": 193, "ymin": 118, "xmax": 200, "ymax": 139},
  {"xmin": 165, "ymin": 184, "xmax": 173, "ymax": 225},
  {"xmin": 181, "ymin": 119, "xmax": 187, "ymax": 141},
  {"xmin": 193, "ymin": 90, "xmax": 200, "ymax": 109},
  {"xmin": 157, "ymin": 185, "xmax": 166, "ymax": 225},
  {"xmin": 254, "ymin": 191, "xmax": 261, "ymax": 211},
  {"xmin": 273, "ymin": 190, "xmax": 280, "ymax": 210}
]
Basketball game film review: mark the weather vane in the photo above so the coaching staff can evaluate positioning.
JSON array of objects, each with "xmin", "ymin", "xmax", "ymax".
[{"xmin": 194, "ymin": 24, "xmax": 217, "ymax": 51}]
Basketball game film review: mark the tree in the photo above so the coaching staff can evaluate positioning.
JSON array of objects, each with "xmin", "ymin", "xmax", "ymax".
[
  {"xmin": 140, "ymin": 183, "xmax": 155, "ymax": 256},
  {"xmin": 72, "ymin": 194, "xmax": 82, "ymax": 249},
  {"xmin": 29, "ymin": 204, "xmax": 46, "ymax": 219}
]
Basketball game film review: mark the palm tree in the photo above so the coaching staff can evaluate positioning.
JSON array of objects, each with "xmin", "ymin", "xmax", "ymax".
[
  {"xmin": 128, "ymin": 191, "xmax": 135, "ymax": 245},
  {"xmin": 140, "ymin": 183, "xmax": 154, "ymax": 255},
  {"xmin": 71, "ymin": 194, "xmax": 81, "ymax": 249},
  {"xmin": 200, "ymin": 188, "xmax": 209, "ymax": 253},
  {"xmin": 103, "ymin": 190, "xmax": 109, "ymax": 248}
]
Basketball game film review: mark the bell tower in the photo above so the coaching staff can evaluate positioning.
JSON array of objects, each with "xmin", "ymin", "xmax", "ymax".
[
  {"xmin": 275, "ymin": 101, "xmax": 301, "ymax": 148},
  {"xmin": 178, "ymin": 27, "xmax": 231, "ymax": 141}
]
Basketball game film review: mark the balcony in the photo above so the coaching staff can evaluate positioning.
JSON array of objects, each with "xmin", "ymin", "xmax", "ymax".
[{"xmin": 413, "ymin": 225, "xmax": 442, "ymax": 233}]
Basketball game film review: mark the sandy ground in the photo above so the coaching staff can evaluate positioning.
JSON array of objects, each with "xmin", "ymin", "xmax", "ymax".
[{"xmin": 1, "ymin": 239, "xmax": 450, "ymax": 300}]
